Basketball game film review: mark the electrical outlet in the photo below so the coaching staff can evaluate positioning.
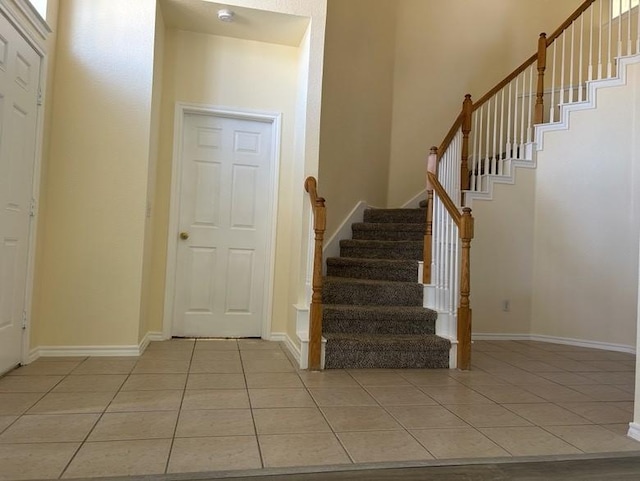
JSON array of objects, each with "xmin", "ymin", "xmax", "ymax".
[{"xmin": 502, "ymin": 300, "xmax": 510, "ymax": 312}]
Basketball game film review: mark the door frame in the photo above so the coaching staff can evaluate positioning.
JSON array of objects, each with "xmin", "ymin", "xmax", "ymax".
[
  {"xmin": 0, "ymin": 2, "xmax": 48, "ymax": 367},
  {"xmin": 163, "ymin": 103, "xmax": 282, "ymax": 340}
]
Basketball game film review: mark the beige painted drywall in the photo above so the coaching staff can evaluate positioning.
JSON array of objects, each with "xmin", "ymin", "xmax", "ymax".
[
  {"xmin": 470, "ymin": 168, "xmax": 536, "ymax": 336},
  {"xmin": 32, "ymin": 0, "xmax": 157, "ymax": 347},
  {"xmin": 149, "ymin": 29, "xmax": 300, "ymax": 337},
  {"xmin": 30, "ymin": 0, "xmax": 59, "ymax": 349},
  {"xmin": 387, "ymin": 0, "xmax": 583, "ymax": 207},
  {"xmin": 531, "ymin": 60, "xmax": 640, "ymax": 347},
  {"xmin": 139, "ymin": 5, "xmax": 166, "ymax": 342},
  {"xmin": 318, "ymin": 0, "xmax": 397, "ymax": 237}
]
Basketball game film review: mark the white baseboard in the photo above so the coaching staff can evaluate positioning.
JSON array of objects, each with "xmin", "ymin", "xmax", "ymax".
[
  {"xmin": 270, "ymin": 331, "xmax": 301, "ymax": 366},
  {"xmin": 322, "ymin": 201, "xmax": 367, "ymax": 263},
  {"xmin": 402, "ymin": 188, "xmax": 427, "ymax": 208},
  {"xmin": 627, "ymin": 423, "xmax": 640, "ymax": 442},
  {"xmin": 472, "ymin": 332, "xmax": 636, "ymax": 354},
  {"xmin": 139, "ymin": 331, "xmax": 165, "ymax": 354},
  {"xmin": 28, "ymin": 331, "xmax": 165, "ymax": 362}
]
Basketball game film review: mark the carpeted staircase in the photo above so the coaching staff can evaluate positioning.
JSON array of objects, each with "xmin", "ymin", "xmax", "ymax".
[{"xmin": 322, "ymin": 208, "xmax": 451, "ymax": 369}]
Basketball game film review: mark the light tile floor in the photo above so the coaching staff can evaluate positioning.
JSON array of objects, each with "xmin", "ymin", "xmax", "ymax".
[{"xmin": 0, "ymin": 339, "xmax": 639, "ymax": 479}]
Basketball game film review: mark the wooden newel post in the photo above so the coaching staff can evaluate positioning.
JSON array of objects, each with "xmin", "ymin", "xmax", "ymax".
[
  {"xmin": 423, "ymin": 147, "xmax": 438, "ymax": 284},
  {"xmin": 457, "ymin": 207, "xmax": 474, "ymax": 370},
  {"xmin": 461, "ymin": 95, "xmax": 473, "ymax": 192},
  {"xmin": 304, "ymin": 177, "xmax": 326, "ymax": 371},
  {"xmin": 535, "ymin": 33, "xmax": 547, "ymax": 124}
]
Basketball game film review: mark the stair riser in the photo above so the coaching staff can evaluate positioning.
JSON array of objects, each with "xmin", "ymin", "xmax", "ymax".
[
  {"xmin": 326, "ymin": 264, "xmax": 417, "ymax": 282},
  {"xmin": 352, "ymin": 229, "xmax": 424, "ymax": 241},
  {"xmin": 323, "ymin": 319, "xmax": 436, "ymax": 335},
  {"xmin": 364, "ymin": 209, "xmax": 426, "ymax": 224},
  {"xmin": 324, "ymin": 349, "xmax": 449, "ymax": 369},
  {"xmin": 323, "ymin": 283, "xmax": 423, "ymax": 306},
  {"xmin": 340, "ymin": 245, "xmax": 423, "ymax": 260}
]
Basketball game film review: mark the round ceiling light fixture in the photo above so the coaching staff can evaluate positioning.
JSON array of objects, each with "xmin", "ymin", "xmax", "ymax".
[{"xmin": 217, "ymin": 9, "xmax": 235, "ymax": 22}]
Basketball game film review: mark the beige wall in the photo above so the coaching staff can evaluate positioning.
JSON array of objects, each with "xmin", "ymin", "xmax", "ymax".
[
  {"xmin": 318, "ymin": 0, "xmax": 397, "ymax": 237},
  {"xmin": 32, "ymin": 0, "xmax": 157, "ymax": 347},
  {"xmin": 30, "ymin": 0, "xmax": 59, "ymax": 348},
  {"xmin": 150, "ymin": 29, "xmax": 300, "ymax": 336},
  {"xmin": 531, "ymin": 60, "xmax": 640, "ymax": 347},
  {"xmin": 139, "ymin": 5, "xmax": 166, "ymax": 342},
  {"xmin": 387, "ymin": 0, "xmax": 583, "ymax": 207},
  {"xmin": 470, "ymin": 169, "xmax": 536, "ymax": 336}
]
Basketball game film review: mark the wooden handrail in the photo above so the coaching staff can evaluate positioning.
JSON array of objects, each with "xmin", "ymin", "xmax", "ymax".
[
  {"xmin": 304, "ymin": 176, "xmax": 326, "ymax": 371},
  {"xmin": 471, "ymin": 0, "xmax": 594, "ymax": 113},
  {"xmin": 546, "ymin": 0, "xmax": 597, "ymax": 46},
  {"xmin": 473, "ymin": 53, "xmax": 538, "ymax": 112},
  {"xmin": 427, "ymin": 172, "xmax": 461, "ymax": 226},
  {"xmin": 427, "ymin": 171, "xmax": 474, "ymax": 370}
]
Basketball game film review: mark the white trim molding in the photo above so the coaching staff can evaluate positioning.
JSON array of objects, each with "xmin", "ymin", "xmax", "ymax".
[
  {"xmin": 270, "ymin": 331, "xmax": 302, "ymax": 367},
  {"xmin": 322, "ymin": 201, "xmax": 367, "ymax": 264},
  {"xmin": 163, "ymin": 103, "xmax": 282, "ymax": 341},
  {"xmin": 27, "ymin": 331, "xmax": 164, "ymax": 363},
  {"xmin": 472, "ymin": 332, "xmax": 636, "ymax": 354},
  {"xmin": 627, "ymin": 423, "xmax": 640, "ymax": 442},
  {"xmin": 535, "ymin": 54, "xmax": 640, "ymax": 151}
]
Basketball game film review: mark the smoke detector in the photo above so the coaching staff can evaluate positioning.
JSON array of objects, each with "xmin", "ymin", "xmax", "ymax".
[{"xmin": 217, "ymin": 9, "xmax": 235, "ymax": 22}]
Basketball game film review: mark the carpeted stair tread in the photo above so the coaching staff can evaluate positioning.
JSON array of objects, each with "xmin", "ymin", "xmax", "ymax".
[
  {"xmin": 320, "ymin": 206, "xmax": 449, "ymax": 369},
  {"xmin": 323, "ymin": 333, "xmax": 450, "ymax": 369},
  {"xmin": 324, "ymin": 304, "xmax": 438, "ymax": 323},
  {"xmin": 352, "ymin": 222, "xmax": 424, "ymax": 241},
  {"xmin": 323, "ymin": 305, "xmax": 437, "ymax": 335},
  {"xmin": 363, "ymin": 208, "xmax": 426, "ymax": 224},
  {"xmin": 323, "ymin": 277, "xmax": 423, "ymax": 306},
  {"xmin": 326, "ymin": 257, "xmax": 418, "ymax": 282},
  {"xmin": 324, "ymin": 333, "xmax": 450, "ymax": 350},
  {"xmin": 340, "ymin": 239, "xmax": 423, "ymax": 260}
]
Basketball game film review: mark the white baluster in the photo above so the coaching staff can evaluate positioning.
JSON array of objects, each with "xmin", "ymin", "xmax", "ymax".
[
  {"xmin": 569, "ymin": 22, "xmax": 575, "ymax": 103},
  {"xmin": 527, "ymin": 65, "xmax": 534, "ymax": 144},
  {"xmin": 589, "ymin": 3, "xmax": 594, "ymax": 82},
  {"xmin": 618, "ymin": 0, "xmax": 623, "ymax": 58},
  {"xmin": 599, "ymin": 0, "xmax": 604, "ymax": 79},
  {"xmin": 637, "ymin": 0, "xmax": 640, "ymax": 53},
  {"xmin": 507, "ymin": 82, "xmax": 513, "ymax": 156},
  {"xmin": 608, "ymin": 0, "xmax": 613, "ymax": 77},
  {"xmin": 478, "ymin": 104, "xmax": 484, "ymax": 189},
  {"xmin": 551, "ymin": 41, "xmax": 557, "ymax": 122},
  {"xmin": 627, "ymin": 0, "xmax": 632, "ymax": 54},
  {"xmin": 472, "ymin": 113, "xmax": 479, "ymax": 191},
  {"xmin": 499, "ymin": 88, "xmax": 505, "ymax": 175},
  {"xmin": 520, "ymin": 71, "xmax": 526, "ymax": 157},
  {"xmin": 560, "ymin": 33, "xmax": 566, "ymax": 105},
  {"xmin": 484, "ymin": 103, "xmax": 490, "ymax": 174},
  {"xmin": 492, "ymin": 96, "xmax": 498, "ymax": 174},
  {"xmin": 513, "ymin": 76, "xmax": 520, "ymax": 159},
  {"xmin": 579, "ymin": 14, "xmax": 585, "ymax": 101}
]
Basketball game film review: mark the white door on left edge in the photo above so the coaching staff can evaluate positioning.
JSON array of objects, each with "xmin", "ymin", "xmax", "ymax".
[
  {"xmin": 172, "ymin": 113, "xmax": 273, "ymax": 338},
  {"xmin": 0, "ymin": 12, "xmax": 41, "ymax": 374}
]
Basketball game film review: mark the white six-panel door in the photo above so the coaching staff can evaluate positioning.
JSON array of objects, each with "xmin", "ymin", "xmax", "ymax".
[
  {"xmin": 172, "ymin": 113, "xmax": 274, "ymax": 338},
  {"xmin": 0, "ymin": 11, "xmax": 41, "ymax": 374}
]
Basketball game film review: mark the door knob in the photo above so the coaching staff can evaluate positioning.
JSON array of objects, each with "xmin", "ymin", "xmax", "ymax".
[{"xmin": 179, "ymin": 232, "xmax": 189, "ymax": 240}]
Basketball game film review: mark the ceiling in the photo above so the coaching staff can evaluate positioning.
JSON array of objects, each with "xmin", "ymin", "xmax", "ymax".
[{"xmin": 159, "ymin": 0, "xmax": 310, "ymax": 47}]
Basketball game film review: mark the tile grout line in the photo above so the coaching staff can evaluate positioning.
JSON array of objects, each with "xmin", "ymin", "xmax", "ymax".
[
  {"xmin": 239, "ymin": 341, "xmax": 266, "ymax": 470},
  {"xmin": 57, "ymin": 356, "xmax": 135, "ymax": 479},
  {"xmin": 163, "ymin": 340, "xmax": 197, "ymax": 475},
  {"xmin": 302, "ymin": 368, "xmax": 358, "ymax": 464}
]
